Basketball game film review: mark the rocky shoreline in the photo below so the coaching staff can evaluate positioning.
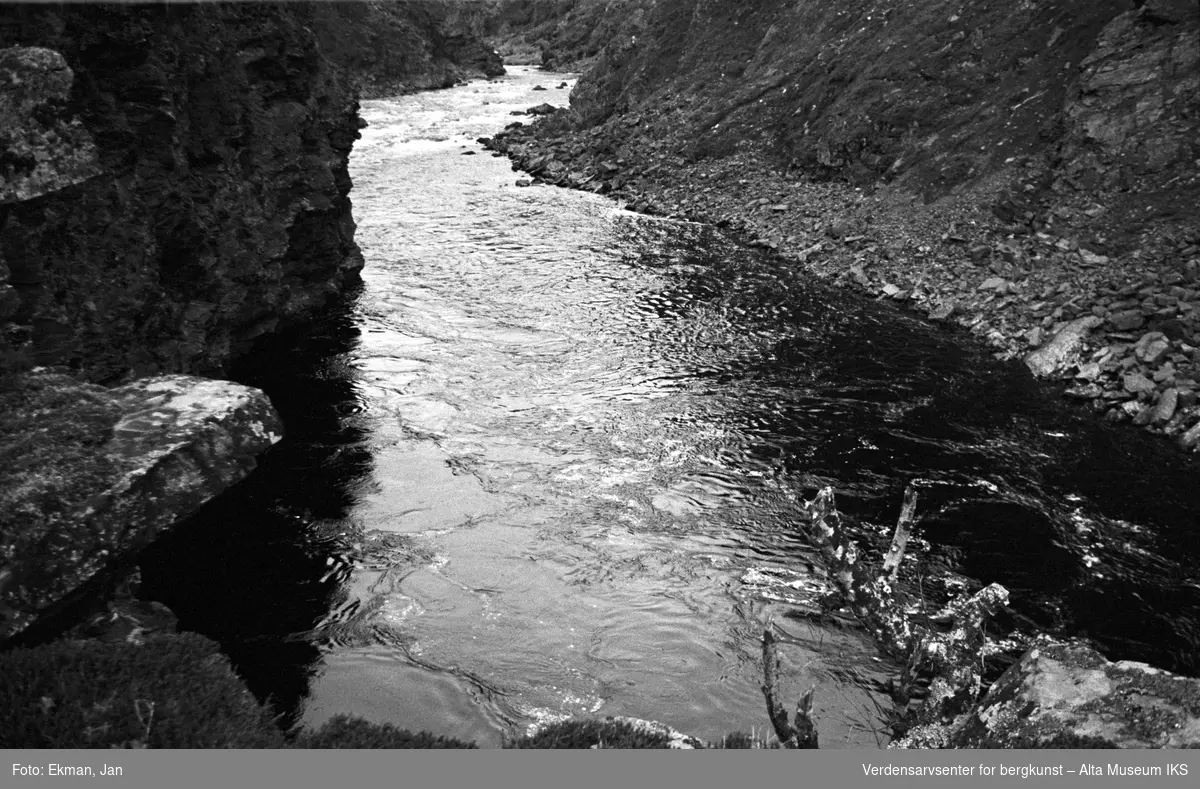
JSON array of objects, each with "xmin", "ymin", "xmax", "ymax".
[
  {"xmin": 0, "ymin": 1, "xmax": 506, "ymax": 749},
  {"xmin": 483, "ymin": 107, "xmax": 1200, "ymax": 454}
]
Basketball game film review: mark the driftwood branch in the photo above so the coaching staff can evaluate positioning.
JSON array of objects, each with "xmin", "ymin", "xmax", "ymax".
[
  {"xmin": 792, "ymin": 685, "xmax": 817, "ymax": 749},
  {"xmin": 904, "ymin": 582, "xmax": 1009, "ymax": 723},
  {"xmin": 799, "ymin": 486, "xmax": 916, "ymax": 658},
  {"xmin": 761, "ymin": 628, "xmax": 818, "ymax": 749},
  {"xmin": 794, "ymin": 483, "xmax": 1012, "ymax": 730},
  {"xmin": 881, "ymin": 484, "xmax": 919, "ymax": 580}
]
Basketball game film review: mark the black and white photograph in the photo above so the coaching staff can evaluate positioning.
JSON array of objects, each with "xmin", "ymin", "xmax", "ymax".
[{"xmin": 1, "ymin": 0, "xmax": 1199, "ymax": 770}]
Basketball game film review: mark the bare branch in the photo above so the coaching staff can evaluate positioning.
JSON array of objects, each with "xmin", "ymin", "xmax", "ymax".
[
  {"xmin": 798, "ymin": 487, "xmax": 916, "ymax": 657},
  {"xmin": 760, "ymin": 628, "xmax": 819, "ymax": 748},
  {"xmin": 881, "ymin": 484, "xmax": 920, "ymax": 580},
  {"xmin": 792, "ymin": 685, "xmax": 818, "ymax": 749},
  {"xmin": 794, "ymin": 485, "xmax": 1015, "ymax": 734},
  {"xmin": 761, "ymin": 627, "xmax": 795, "ymax": 746}
]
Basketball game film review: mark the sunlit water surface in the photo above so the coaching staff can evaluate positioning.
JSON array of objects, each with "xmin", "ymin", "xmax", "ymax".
[{"xmin": 141, "ymin": 67, "xmax": 1200, "ymax": 748}]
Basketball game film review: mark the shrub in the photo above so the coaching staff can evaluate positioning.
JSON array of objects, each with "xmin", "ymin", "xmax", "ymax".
[
  {"xmin": 295, "ymin": 715, "xmax": 476, "ymax": 748},
  {"xmin": 506, "ymin": 719, "xmax": 672, "ymax": 749},
  {"xmin": 0, "ymin": 633, "xmax": 285, "ymax": 748}
]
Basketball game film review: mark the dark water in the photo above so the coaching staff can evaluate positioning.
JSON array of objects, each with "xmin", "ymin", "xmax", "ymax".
[{"xmin": 139, "ymin": 68, "xmax": 1200, "ymax": 748}]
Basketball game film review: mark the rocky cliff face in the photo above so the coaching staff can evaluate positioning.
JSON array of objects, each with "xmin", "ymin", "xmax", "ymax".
[
  {"xmin": 0, "ymin": 3, "xmax": 366, "ymax": 384},
  {"xmin": 486, "ymin": 0, "xmax": 650, "ymax": 71},
  {"xmin": 0, "ymin": 2, "xmax": 508, "ymax": 385},
  {"xmin": 314, "ymin": 0, "xmax": 504, "ymax": 99},
  {"xmin": 569, "ymin": 0, "xmax": 1199, "ymax": 203},
  {"xmin": 0, "ymin": 0, "xmax": 509, "ymax": 647}
]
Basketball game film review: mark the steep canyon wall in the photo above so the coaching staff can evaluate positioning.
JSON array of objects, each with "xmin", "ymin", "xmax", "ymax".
[
  {"xmin": 0, "ymin": 0, "xmax": 500, "ymax": 642},
  {"xmin": 0, "ymin": 3, "xmax": 364, "ymax": 383},
  {"xmin": 567, "ymin": 0, "xmax": 1199, "ymax": 209},
  {"xmin": 314, "ymin": 0, "xmax": 504, "ymax": 98},
  {"xmin": 0, "ymin": 1, "xmax": 501, "ymax": 385}
]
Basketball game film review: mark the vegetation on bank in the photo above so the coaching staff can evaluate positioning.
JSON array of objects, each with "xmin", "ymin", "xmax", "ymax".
[
  {"xmin": 0, "ymin": 633, "xmax": 482, "ymax": 749},
  {"xmin": 0, "ymin": 634, "xmax": 285, "ymax": 748},
  {"xmin": 6, "ymin": 484, "xmax": 1197, "ymax": 749},
  {"xmin": 0, "ymin": 632, "xmax": 775, "ymax": 748}
]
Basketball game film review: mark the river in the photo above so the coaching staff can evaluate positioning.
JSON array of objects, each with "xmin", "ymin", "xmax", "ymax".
[{"xmin": 139, "ymin": 67, "xmax": 1200, "ymax": 748}]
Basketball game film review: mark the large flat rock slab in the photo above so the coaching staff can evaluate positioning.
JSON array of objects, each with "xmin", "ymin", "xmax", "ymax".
[{"xmin": 0, "ymin": 372, "xmax": 282, "ymax": 640}]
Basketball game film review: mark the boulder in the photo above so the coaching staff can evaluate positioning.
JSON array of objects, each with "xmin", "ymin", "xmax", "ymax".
[
  {"xmin": 1065, "ymin": 383, "xmax": 1103, "ymax": 399},
  {"xmin": 1150, "ymin": 387, "xmax": 1178, "ymax": 424},
  {"xmin": 0, "ymin": 372, "xmax": 283, "ymax": 640},
  {"xmin": 1109, "ymin": 310, "xmax": 1147, "ymax": 331},
  {"xmin": 1123, "ymin": 372, "xmax": 1157, "ymax": 395},
  {"xmin": 945, "ymin": 638, "xmax": 1200, "ymax": 748},
  {"xmin": 1133, "ymin": 330, "xmax": 1171, "ymax": 365},
  {"xmin": 1179, "ymin": 419, "xmax": 1200, "ymax": 450},
  {"xmin": 1024, "ymin": 315, "xmax": 1103, "ymax": 378},
  {"xmin": 0, "ymin": 47, "xmax": 99, "ymax": 204},
  {"xmin": 927, "ymin": 302, "xmax": 956, "ymax": 322},
  {"xmin": 1078, "ymin": 249, "xmax": 1111, "ymax": 267}
]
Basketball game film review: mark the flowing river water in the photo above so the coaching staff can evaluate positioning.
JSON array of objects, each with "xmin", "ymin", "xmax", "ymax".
[{"xmin": 140, "ymin": 67, "xmax": 1200, "ymax": 747}]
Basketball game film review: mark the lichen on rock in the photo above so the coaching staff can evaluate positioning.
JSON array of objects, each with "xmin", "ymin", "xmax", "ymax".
[
  {"xmin": 0, "ymin": 371, "xmax": 283, "ymax": 640},
  {"xmin": 0, "ymin": 46, "xmax": 99, "ymax": 204},
  {"xmin": 908, "ymin": 636, "xmax": 1200, "ymax": 748}
]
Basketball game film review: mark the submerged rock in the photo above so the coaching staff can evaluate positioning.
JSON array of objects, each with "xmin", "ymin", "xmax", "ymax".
[
  {"xmin": 0, "ymin": 372, "xmax": 282, "ymax": 640},
  {"xmin": 1024, "ymin": 315, "xmax": 1104, "ymax": 378}
]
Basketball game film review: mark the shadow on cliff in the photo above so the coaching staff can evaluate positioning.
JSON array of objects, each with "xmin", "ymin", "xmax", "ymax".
[{"xmin": 136, "ymin": 288, "xmax": 373, "ymax": 729}]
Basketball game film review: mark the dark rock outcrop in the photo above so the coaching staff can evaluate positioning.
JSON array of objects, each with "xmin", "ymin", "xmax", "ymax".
[
  {"xmin": 486, "ymin": 0, "xmax": 652, "ymax": 71},
  {"xmin": 0, "ymin": 371, "xmax": 282, "ymax": 641},
  {"xmin": 0, "ymin": 47, "xmax": 99, "ymax": 205},
  {"xmin": 0, "ymin": 3, "xmax": 365, "ymax": 383},
  {"xmin": 314, "ymin": 1, "xmax": 504, "ymax": 99}
]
